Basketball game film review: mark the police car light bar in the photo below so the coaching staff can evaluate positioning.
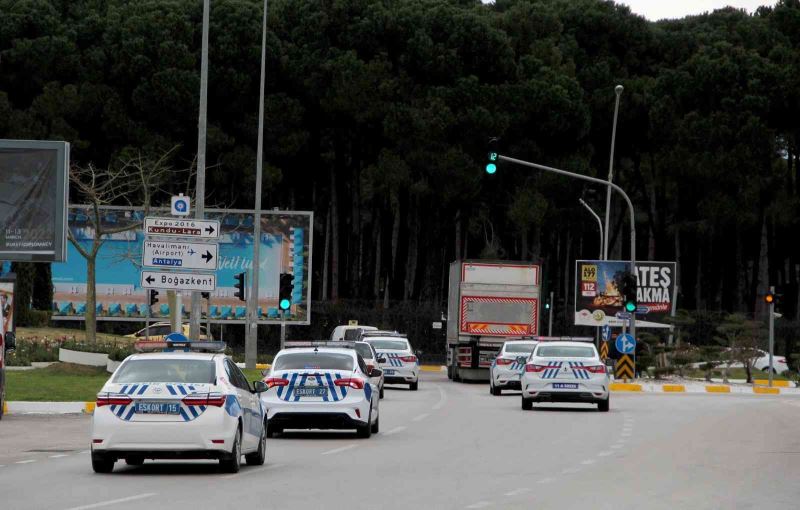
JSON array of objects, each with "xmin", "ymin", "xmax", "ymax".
[
  {"xmin": 359, "ymin": 330, "xmax": 406, "ymax": 338},
  {"xmin": 135, "ymin": 340, "xmax": 227, "ymax": 353}
]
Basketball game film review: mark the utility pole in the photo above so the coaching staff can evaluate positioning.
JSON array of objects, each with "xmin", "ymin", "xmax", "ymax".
[
  {"xmin": 245, "ymin": 0, "xmax": 269, "ymax": 369},
  {"xmin": 603, "ymin": 85, "xmax": 624, "ymax": 260},
  {"xmin": 547, "ymin": 291, "xmax": 554, "ymax": 337},
  {"xmin": 190, "ymin": 0, "xmax": 211, "ymax": 340},
  {"xmin": 497, "ymin": 154, "xmax": 637, "ymax": 340},
  {"xmin": 768, "ymin": 285, "xmax": 775, "ymax": 388},
  {"xmin": 579, "ymin": 198, "xmax": 604, "ymax": 347}
]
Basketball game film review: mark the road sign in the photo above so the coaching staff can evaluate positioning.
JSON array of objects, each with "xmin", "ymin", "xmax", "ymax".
[
  {"xmin": 348, "ymin": 319, "xmax": 358, "ymax": 326},
  {"xmin": 142, "ymin": 240, "xmax": 219, "ymax": 270},
  {"xmin": 140, "ymin": 270, "xmax": 216, "ymax": 292},
  {"xmin": 432, "ymin": 321, "xmax": 443, "ymax": 330},
  {"xmin": 602, "ymin": 325, "xmax": 611, "ymax": 341},
  {"xmin": 144, "ymin": 217, "xmax": 220, "ymax": 239},
  {"xmin": 615, "ymin": 311, "xmax": 631, "ymax": 320},
  {"xmin": 171, "ymin": 195, "xmax": 190, "ymax": 216},
  {"xmin": 615, "ymin": 354, "xmax": 635, "ymax": 380},
  {"xmin": 615, "ymin": 333, "xmax": 636, "ymax": 354},
  {"xmin": 600, "ymin": 341, "xmax": 609, "ymax": 360}
]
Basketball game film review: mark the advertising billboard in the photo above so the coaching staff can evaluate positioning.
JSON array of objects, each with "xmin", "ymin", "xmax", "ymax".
[
  {"xmin": 51, "ymin": 207, "xmax": 312, "ymax": 324},
  {"xmin": 574, "ymin": 260, "xmax": 676, "ymax": 328},
  {"xmin": 0, "ymin": 140, "xmax": 69, "ymax": 262}
]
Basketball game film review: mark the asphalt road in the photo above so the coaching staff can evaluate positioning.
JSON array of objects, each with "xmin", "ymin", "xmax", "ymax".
[{"xmin": 1, "ymin": 372, "xmax": 799, "ymax": 510}]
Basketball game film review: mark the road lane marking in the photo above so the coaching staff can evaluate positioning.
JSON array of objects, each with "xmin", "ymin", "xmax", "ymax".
[
  {"xmin": 504, "ymin": 488, "xmax": 530, "ymax": 496},
  {"xmin": 50, "ymin": 454, "xmax": 69, "ymax": 458},
  {"xmin": 16, "ymin": 460, "xmax": 36, "ymax": 464},
  {"xmin": 611, "ymin": 444, "xmax": 624, "ymax": 449},
  {"xmin": 466, "ymin": 501, "xmax": 491, "ymax": 509},
  {"xmin": 64, "ymin": 493, "xmax": 157, "ymax": 510},
  {"xmin": 321, "ymin": 445, "xmax": 357, "ymax": 456},
  {"xmin": 597, "ymin": 451, "xmax": 613, "ymax": 457},
  {"xmin": 432, "ymin": 384, "xmax": 447, "ymax": 410},
  {"xmin": 537, "ymin": 477, "xmax": 556, "ymax": 484},
  {"xmin": 562, "ymin": 467, "xmax": 581, "ymax": 474},
  {"xmin": 221, "ymin": 463, "xmax": 283, "ymax": 480},
  {"xmin": 581, "ymin": 459, "xmax": 596, "ymax": 465},
  {"xmin": 412, "ymin": 413, "xmax": 430, "ymax": 422},
  {"xmin": 384, "ymin": 426, "xmax": 407, "ymax": 436}
]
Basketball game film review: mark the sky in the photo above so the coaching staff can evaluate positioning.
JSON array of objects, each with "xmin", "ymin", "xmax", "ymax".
[{"xmin": 617, "ymin": 1, "xmax": 777, "ymax": 20}]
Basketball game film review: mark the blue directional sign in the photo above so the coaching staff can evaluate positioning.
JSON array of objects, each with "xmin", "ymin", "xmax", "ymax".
[
  {"xmin": 602, "ymin": 325, "xmax": 611, "ymax": 341},
  {"xmin": 165, "ymin": 332, "xmax": 189, "ymax": 343},
  {"xmin": 615, "ymin": 334, "xmax": 636, "ymax": 355}
]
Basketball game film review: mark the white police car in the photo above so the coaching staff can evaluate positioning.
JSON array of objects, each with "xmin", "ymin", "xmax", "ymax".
[
  {"xmin": 489, "ymin": 339, "xmax": 538, "ymax": 395},
  {"xmin": 520, "ymin": 341, "xmax": 610, "ymax": 412},
  {"xmin": 261, "ymin": 345, "xmax": 380, "ymax": 438},
  {"xmin": 353, "ymin": 341, "xmax": 385, "ymax": 399},
  {"xmin": 362, "ymin": 333, "xmax": 419, "ymax": 391},
  {"xmin": 90, "ymin": 337, "xmax": 267, "ymax": 473}
]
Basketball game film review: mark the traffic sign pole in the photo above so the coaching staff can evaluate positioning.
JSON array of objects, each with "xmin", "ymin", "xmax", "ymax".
[{"xmin": 769, "ymin": 284, "xmax": 775, "ymax": 388}]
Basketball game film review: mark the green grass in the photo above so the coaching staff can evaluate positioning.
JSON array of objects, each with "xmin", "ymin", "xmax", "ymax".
[
  {"xmin": 17, "ymin": 326, "xmax": 131, "ymax": 343},
  {"xmin": 5, "ymin": 363, "xmax": 111, "ymax": 401},
  {"xmin": 242, "ymin": 368, "xmax": 267, "ymax": 383},
  {"xmin": 683, "ymin": 367, "xmax": 789, "ymax": 381}
]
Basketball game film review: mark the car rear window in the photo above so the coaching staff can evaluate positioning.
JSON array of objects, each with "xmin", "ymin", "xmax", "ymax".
[
  {"xmin": 273, "ymin": 352, "xmax": 354, "ymax": 371},
  {"xmin": 366, "ymin": 339, "xmax": 409, "ymax": 351},
  {"xmin": 113, "ymin": 359, "xmax": 216, "ymax": 384},
  {"xmin": 354, "ymin": 343, "xmax": 374, "ymax": 359},
  {"xmin": 535, "ymin": 345, "xmax": 596, "ymax": 358},
  {"xmin": 504, "ymin": 343, "xmax": 537, "ymax": 353}
]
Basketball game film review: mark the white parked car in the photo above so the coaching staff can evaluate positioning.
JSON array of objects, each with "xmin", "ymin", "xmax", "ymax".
[
  {"xmin": 489, "ymin": 340, "xmax": 538, "ymax": 395},
  {"xmin": 330, "ymin": 324, "xmax": 378, "ymax": 342},
  {"xmin": 261, "ymin": 346, "xmax": 380, "ymax": 438},
  {"xmin": 90, "ymin": 341, "xmax": 267, "ymax": 473},
  {"xmin": 521, "ymin": 341, "xmax": 610, "ymax": 412},
  {"xmin": 362, "ymin": 334, "xmax": 419, "ymax": 391},
  {"xmin": 753, "ymin": 350, "xmax": 790, "ymax": 374}
]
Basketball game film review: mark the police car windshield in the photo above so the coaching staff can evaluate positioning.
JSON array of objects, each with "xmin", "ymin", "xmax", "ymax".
[
  {"xmin": 113, "ymin": 359, "xmax": 216, "ymax": 384},
  {"xmin": 354, "ymin": 343, "xmax": 374, "ymax": 359},
  {"xmin": 366, "ymin": 339, "xmax": 408, "ymax": 350},
  {"xmin": 504, "ymin": 343, "xmax": 536, "ymax": 353},
  {"xmin": 273, "ymin": 352, "xmax": 354, "ymax": 371},
  {"xmin": 536, "ymin": 345, "xmax": 596, "ymax": 358}
]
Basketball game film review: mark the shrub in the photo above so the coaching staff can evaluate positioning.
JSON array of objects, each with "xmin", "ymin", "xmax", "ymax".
[{"xmin": 108, "ymin": 345, "xmax": 135, "ymax": 362}]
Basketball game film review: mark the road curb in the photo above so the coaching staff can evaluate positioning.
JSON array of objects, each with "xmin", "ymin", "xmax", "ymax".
[
  {"xmin": 420, "ymin": 365, "xmax": 445, "ymax": 372},
  {"xmin": 4, "ymin": 401, "xmax": 92, "ymax": 415},
  {"xmin": 610, "ymin": 383, "xmax": 642, "ymax": 392},
  {"xmin": 705, "ymin": 385, "xmax": 731, "ymax": 393},
  {"xmin": 662, "ymin": 384, "xmax": 686, "ymax": 392},
  {"xmin": 753, "ymin": 379, "xmax": 790, "ymax": 387},
  {"xmin": 753, "ymin": 386, "xmax": 780, "ymax": 394}
]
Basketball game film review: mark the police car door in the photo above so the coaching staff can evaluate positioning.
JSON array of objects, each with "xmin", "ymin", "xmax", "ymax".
[{"xmin": 225, "ymin": 359, "xmax": 260, "ymax": 450}]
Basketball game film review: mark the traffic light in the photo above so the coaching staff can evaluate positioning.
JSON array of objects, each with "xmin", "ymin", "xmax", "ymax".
[
  {"xmin": 279, "ymin": 273, "xmax": 294, "ymax": 311},
  {"xmin": 234, "ymin": 272, "xmax": 246, "ymax": 302},
  {"xmin": 765, "ymin": 291, "xmax": 783, "ymax": 313},
  {"xmin": 486, "ymin": 137, "xmax": 499, "ymax": 174},
  {"xmin": 764, "ymin": 292, "xmax": 774, "ymax": 305},
  {"xmin": 201, "ymin": 292, "xmax": 210, "ymax": 300},
  {"xmin": 148, "ymin": 289, "xmax": 159, "ymax": 306},
  {"xmin": 619, "ymin": 271, "xmax": 637, "ymax": 313}
]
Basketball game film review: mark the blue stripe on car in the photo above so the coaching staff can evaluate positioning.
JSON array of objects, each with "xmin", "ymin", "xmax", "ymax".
[
  {"xmin": 167, "ymin": 384, "xmax": 177, "ymax": 395},
  {"xmin": 325, "ymin": 373, "xmax": 339, "ymax": 401}
]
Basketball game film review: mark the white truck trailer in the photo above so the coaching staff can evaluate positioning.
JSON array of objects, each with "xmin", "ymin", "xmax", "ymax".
[{"xmin": 446, "ymin": 260, "xmax": 541, "ymax": 382}]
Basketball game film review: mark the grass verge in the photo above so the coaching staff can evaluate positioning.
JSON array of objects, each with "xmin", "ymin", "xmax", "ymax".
[
  {"xmin": 6, "ymin": 363, "xmax": 110, "ymax": 401},
  {"xmin": 16, "ymin": 326, "xmax": 130, "ymax": 343},
  {"xmin": 683, "ymin": 368, "xmax": 789, "ymax": 381}
]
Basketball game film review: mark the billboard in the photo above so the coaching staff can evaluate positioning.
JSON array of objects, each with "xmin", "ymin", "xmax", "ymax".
[
  {"xmin": 574, "ymin": 260, "xmax": 676, "ymax": 328},
  {"xmin": 0, "ymin": 140, "xmax": 69, "ymax": 262},
  {"xmin": 51, "ymin": 206, "xmax": 312, "ymax": 324}
]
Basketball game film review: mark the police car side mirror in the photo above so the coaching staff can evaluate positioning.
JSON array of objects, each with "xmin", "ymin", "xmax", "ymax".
[
  {"xmin": 376, "ymin": 356, "xmax": 387, "ymax": 363},
  {"xmin": 370, "ymin": 368, "xmax": 383, "ymax": 378},
  {"xmin": 252, "ymin": 380, "xmax": 268, "ymax": 393},
  {"xmin": 3, "ymin": 332, "xmax": 15, "ymax": 351}
]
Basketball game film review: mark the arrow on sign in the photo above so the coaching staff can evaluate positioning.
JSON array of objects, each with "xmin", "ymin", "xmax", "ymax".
[
  {"xmin": 145, "ymin": 275, "xmax": 155, "ymax": 284},
  {"xmin": 205, "ymin": 225, "xmax": 215, "ymax": 235},
  {"xmin": 202, "ymin": 250, "xmax": 213, "ymax": 263}
]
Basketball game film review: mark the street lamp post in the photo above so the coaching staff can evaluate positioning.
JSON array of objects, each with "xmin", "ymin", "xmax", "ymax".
[
  {"xmin": 579, "ymin": 198, "xmax": 604, "ymax": 260},
  {"xmin": 498, "ymin": 154, "xmax": 637, "ymax": 340},
  {"xmin": 602, "ymin": 85, "xmax": 624, "ymax": 261}
]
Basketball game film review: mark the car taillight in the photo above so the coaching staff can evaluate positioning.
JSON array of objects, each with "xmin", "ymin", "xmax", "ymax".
[
  {"xmin": 495, "ymin": 358, "xmax": 514, "ymax": 366},
  {"xmin": 182, "ymin": 393, "xmax": 226, "ymax": 407},
  {"xmin": 95, "ymin": 394, "xmax": 132, "ymax": 407},
  {"xmin": 777, "ymin": 358, "xmax": 786, "ymax": 363},
  {"xmin": 525, "ymin": 364, "xmax": 546, "ymax": 373},
  {"xmin": 334, "ymin": 378, "xmax": 365, "ymax": 389},
  {"xmin": 400, "ymin": 355, "xmax": 417, "ymax": 363},
  {"xmin": 264, "ymin": 377, "xmax": 290, "ymax": 389},
  {"xmin": 584, "ymin": 365, "xmax": 606, "ymax": 374}
]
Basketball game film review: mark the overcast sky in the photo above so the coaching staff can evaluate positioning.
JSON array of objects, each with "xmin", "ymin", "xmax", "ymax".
[{"xmin": 617, "ymin": 1, "xmax": 777, "ymax": 20}]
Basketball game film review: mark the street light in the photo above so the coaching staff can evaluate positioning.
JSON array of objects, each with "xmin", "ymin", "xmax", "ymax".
[
  {"xmin": 602, "ymin": 85, "xmax": 624, "ymax": 261},
  {"xmin": 579, "ymin": 198, "xmax": 604, "ymax": 260}
]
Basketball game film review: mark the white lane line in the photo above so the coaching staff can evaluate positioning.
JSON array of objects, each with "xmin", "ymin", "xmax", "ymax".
[
  {"xmin": 562, "ymin": 467, "xmax": 581, "ymax": 474},
  {"xmin": 412, "ymin": 413, "xmax": 430, "ymax": 422},
  {"xmin": 504, "ymin": 488, "xmax": 530, "ymax": 497},
  {"xmin": 16, "ymin": 459, "xmax": 36, "ymax": 464},
  {"xmin": 50, "ymin": 454, "xmax": 69, "ymax": 458},
  {"xmin": 79, "ymin": 450, "xmax": 90, "ymax": 454},
  {"xmin": 221, "ymin": 463, "xmax": 283, "ymax": 480},
  {"xmin": 321, "ymin": 444, "xmax": 357, "ymax": 456},
  {"xmin": 64, "ymin": 493, "xmax": 157, "ymax": 510},
  {"xmin": 581, "ymin": 459, "xmax": 596, "ymax": 465},
  {"xmin": 384, "ymin": 426, "xmax": 407, "ymax": 436},
  {"xmin": 466, "ymin": 501, "xmax": 491, "ymax": 509},
  {"xmin": 621, "ymin": 432, "xmax": 632, "ymax": 437},
  {"xmin": 537, "ymin": 477, "xmax": 556, "ymax": 484},
  {"xmin": 611, "ymin": 444, "xmax": 624, "ymax": 449},
  {"xmin": 432, "ymin": 384, "xmax": 447, "ymax": 410},
  {"xmin": 597, "ymin": 451, "xmax": 613, "ymax": 457}
]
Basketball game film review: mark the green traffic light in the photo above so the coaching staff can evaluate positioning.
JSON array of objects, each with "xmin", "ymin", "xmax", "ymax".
[
  {"xmin": 280, "ymin": 298, "xmax": 291, "ymax": 310},
  {"xmin": 485, "ymin": 163, "xmax": 497, "ymax": 174},
  {"xmin": 625, "ymin": 301, "xmax": 636, "ymax": 313}
]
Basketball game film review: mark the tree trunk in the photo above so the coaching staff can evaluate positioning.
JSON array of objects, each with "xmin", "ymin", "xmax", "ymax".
[
  {"xmin": 404, "ymin": 201, "xmax": 419, "ymax": 301},
  {"xmin": 330, "ymin": 170, "xmax": 340, "ymax": 301},
  {"xmin": 373, "ymin": 208, "xmax": 382, "ymax": 301},
  {"xmin": 454, "ymin": 209, "xmax": 462, "ymax": 261},
  {"xmin": 390, "ymin": 191, "xmax": 401, "ymax": 297},
  {"xmin": 754, "ymin": 215, "xmax": 769, "ymax": 318},
  {"xmin": 85, "ymin": 255, "xmax": 97, "ymax": 343},
  {"xmin": 322, "ymin": 208, "xmax": 331, "ymax": 300}
]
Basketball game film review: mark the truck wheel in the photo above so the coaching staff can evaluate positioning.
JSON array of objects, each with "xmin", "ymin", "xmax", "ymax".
[{"xmin": 521, "ymin": 397, "xmax": 533, "ymax": 411}]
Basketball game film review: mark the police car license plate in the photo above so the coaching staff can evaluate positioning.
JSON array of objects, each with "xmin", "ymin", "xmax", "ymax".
[
  {"xmin": 134, "ymin": 402, "xmax": 180, "ymax": 415},
  {"xmin": 552, "ymin": 383, "xmax": 578, "ymax": 389},
  {"xmin": 383, "ymin": 369, "xmax": 396, "ymax": 375},
  {"xmin": 295, "ymin": 387, "xmax": 328, "ymax": 397}
]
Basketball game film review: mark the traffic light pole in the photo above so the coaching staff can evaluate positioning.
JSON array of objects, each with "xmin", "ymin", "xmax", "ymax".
[
  {"xmin": 280, "ymin": 309, "xmax": 287, "ymax": 350},
  {"xmin": 768, "ymin": 285, "xmax": 775, "ymax": 388},
  {"xmin": 497, "ymin": 154, "xmax": 637, "ymax": 340}
]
